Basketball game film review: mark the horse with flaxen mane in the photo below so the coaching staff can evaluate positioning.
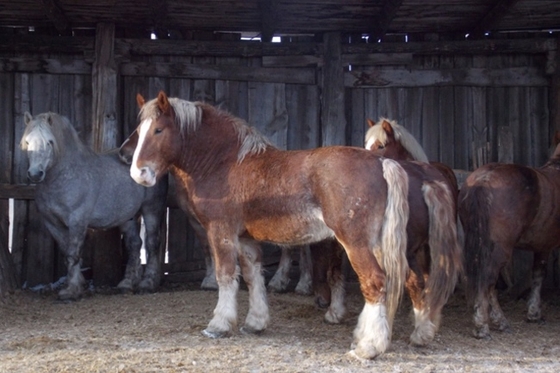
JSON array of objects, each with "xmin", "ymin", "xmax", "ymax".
[
  {"xmin": 121, "ymin": 90, "xmax": 410, "ymax": 360},
  {"xmin": 313, "ymin": 117, "xmax": 462, "ymax": 347},
  {"xmin": 20, "ymin": 112, "xmax": 168, "ymax": 300},
  {"xmin": 459, "ymin": 132, "xmax": 560, "ymax": 339},
  {"xmin": 121, "ymin": 125, "xmax": 314, "ymax": 296}
]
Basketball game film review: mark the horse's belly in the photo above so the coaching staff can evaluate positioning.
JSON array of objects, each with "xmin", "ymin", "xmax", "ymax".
[{"xmin": 245, "ymin": 209, "xmax": 334, "ymax": 246}]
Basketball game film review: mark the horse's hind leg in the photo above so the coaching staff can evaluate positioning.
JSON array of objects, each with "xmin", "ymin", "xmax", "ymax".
[
  {"xmin": 138, "ymin": 211, "xmax": 164, "ymax": 293},
  {"xmin": 267, "ymin": 246, "xmax": 293, "ymax": 293},
  {"xmin": 406, "ymin": 251, "xmax": 434, "ymax": 346},
  {"xmin": 345, "ymin": 244, "xmax": 392, "ymax": 360},
  {"xmin": 238, "ymin": 238, "xmax": 270, "ymax": 334},
  {"xmin": 488, "ymin": 286, "xmax": 510, "ymax": 332},
  {"xmin": 117, "ymin": 219, "xmax": 142, "ymax": 293},
  {"xmin": 311, "ymin": 240, "xmax": 346, "ymax": 323},
  {"xmin": 295, "ymin": 245, "xmax": 313, "ymax": 295},
  {"xmin": 473, "ymin": 245, "xmax": 511, "ymax": 338},
  {"xmin": 526, "ymin": 251, "xmax": 548, "ymax": 323}
]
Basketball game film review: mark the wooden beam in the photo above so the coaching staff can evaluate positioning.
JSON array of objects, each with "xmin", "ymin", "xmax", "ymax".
[
  {"xmin": 258, "ymin": 0, "xmax": 279, "ymax": 42},
  {"xmin": 369, "ymin": 0, "xmax": 404, "ymax": 42},
  {"xmin": 470, "ymin": 0, "xmax": 521, "ymax": 37},
  {"xmin": 0, "ymin": 184, "xmax": 36, "ymax": 200},
  {"xmin": 345, "ymin": 66, "xmax": 548, "ymax": 88},
  {"xmin": 39, "ymin": 0, "xmax": 69, "ymax": 33},
  {"xmin": 120, "ymin": 61, "xmax": 316, "ymax": 85}
]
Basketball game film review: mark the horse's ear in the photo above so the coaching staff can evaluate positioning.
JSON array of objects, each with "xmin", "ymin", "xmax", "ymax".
[
  {"xmin": 156, "ymin": 90, "xmax": 171, "ymax": 114},
  {"xmin": 24, "ymin": 112, "xmax": 33, "ymax": 126},
  {"xmin": 366, "ymin": 118, "xmax": 376, "ymax": 128},
  {"xmin": 136, "ymin": 93, "xmax": 146, "ymax": 109},
  {"xmin": 381, "ymin": 119, "xmax": 394, "ymax": 136}
]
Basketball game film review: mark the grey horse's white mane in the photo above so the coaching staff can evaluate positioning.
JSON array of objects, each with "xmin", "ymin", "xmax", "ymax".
[
  {"xmin": 142, "ymin": 97, "xmax": 273, "ymax": 162},
  {"xmin": 21, "ymin": 112, "xmax": 92, "ymax": 157},
  {"xmin": 365, "ymin": 118, "xmax": 429, "ymax": 163}
]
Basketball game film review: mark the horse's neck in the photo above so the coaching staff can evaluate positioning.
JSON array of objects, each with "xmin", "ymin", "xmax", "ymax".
[{"xmin": 178, "ymin": 118, "xmax": 243, "ymax": 178}]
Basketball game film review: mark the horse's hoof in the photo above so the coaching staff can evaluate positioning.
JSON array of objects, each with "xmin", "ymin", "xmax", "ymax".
[
  {"xmin": 315, "ymin": 296, "xmax": 330, "ymax": 309},
  {"xmin": 116, "ymin": 279, "xmax": 135, "ymax": 293},
  {"xmin": 294, "ymin": 283, "xmax": 313, "ymax": 296},
  {"xmin": 526, "ymin": 317, "xmax": 545, "ymax": 325},
  {"xmin": 240, "ymin": 325, "xmax": 265, "ymax": 335},
  {"xmin": 138, "ymin": 279, "xmax": 158, "ymax": 294},
  {"xmin": 201, "ymin": 329, "xmax": 229, "ymax": 339},
  {"xmin": 57, "ymin": 290, "xmax": 81, "ymax": 302},
  {"xmin": 200, "ymin": 277, "xmax": 218, "ymax": 291},
  {"xmin": 472, "ymin": 329, "xmax": 492, "ymax": 340}
]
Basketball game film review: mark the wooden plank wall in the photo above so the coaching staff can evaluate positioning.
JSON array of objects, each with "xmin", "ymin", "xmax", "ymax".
[{"xmin": 0, "ymin": 31, "xmax": 556, "ymax": 291}]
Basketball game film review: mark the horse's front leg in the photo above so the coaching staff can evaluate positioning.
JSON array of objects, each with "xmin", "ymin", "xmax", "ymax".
[
  {"xmin": 138, "ymin": 212, "xmax": 164, "ymax": 292},
  {"xmin": 295, "ymin": 245, "xmax": 313, "ymax": 295},
  {"xmin": 267, "ymin": 246, "xmax": 292, "ymax": 293},
  {"xmin": 58, "ymin": 224, "xmax": 88, "ymax": 301},
  {"xmin": 117, "ymin": 218, "xmax": 143, "ymax": 293},
  {"xmin": 238, "ymin": 238, "xmax": 269, "ymax": 334},
  {"xmin": 188, "ymin": 216, "xmax": 218, "ymax": 290},
  {"xmin": 202, "ymin": 233, "xmax": 240, "ymax": 338}
]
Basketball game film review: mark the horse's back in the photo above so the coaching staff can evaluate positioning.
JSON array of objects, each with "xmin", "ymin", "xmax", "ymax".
[{"xmin": 460, "ymin": 162, "xmax": 560, "ymax": 247}]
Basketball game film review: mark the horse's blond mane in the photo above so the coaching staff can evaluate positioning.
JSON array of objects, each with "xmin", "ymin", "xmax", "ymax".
[
  {"xmin": 143, "ymin": 97, "xmax": 273, "ymax": 163},
  {"xmin": 366, "ymin": 118, "xmax": 429, "ymax": 163},
  {"xmin": 21, "ymin": 112, "xmax": 92, "ymax": 157}
]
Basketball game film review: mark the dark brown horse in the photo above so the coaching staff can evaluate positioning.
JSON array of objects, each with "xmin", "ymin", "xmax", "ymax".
[
  {"xmin": 314, "ymin": 118, "xmax": 463, "ymax": 347},
  {"xmin": 458, "ymin": 133, "xmax": 560, "ymax": 339},
  {"xmin": 121, "ymin": 91, "xmax": 411, "ymax": 360}
]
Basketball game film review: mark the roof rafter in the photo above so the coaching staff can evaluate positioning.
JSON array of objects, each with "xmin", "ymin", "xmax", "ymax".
[
  {"xmin": 39, "ymin": 0, "xmax": 69, "ymax": 33},
  {"xmin": 470, "ymin": 0, "xmax": 522, "ymax": 36},
  {"xmin": 258, "ymin": 0, "xmax": 279, "ymax": 42},
  {"xmin": 368, "ymin": 0, "xmax": 404, "ymax": 41},
  {"xmin": 148, "ymin": 0, "xmax": 169, "ymax": 38}
]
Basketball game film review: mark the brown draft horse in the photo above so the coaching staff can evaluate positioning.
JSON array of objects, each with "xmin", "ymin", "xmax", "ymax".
[
  {"xmin": 313, "ymin": 118, "xmax": 463, "ymax": 346},
  {"xmin": 121, "ymin": 91, "xmax": 411, "ymax": 360},
  {"xmin": 121, "ymin": 125, "xmax": 314, "ymax": 295},
  {"xmin": 458, "ymin": 133, "xmax": 560, "ymax": 339}
]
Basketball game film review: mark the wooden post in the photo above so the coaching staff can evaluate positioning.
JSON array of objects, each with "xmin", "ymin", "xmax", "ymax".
[
  {"xmin": 320, "ymin": 32, "xmax": 346, "ymax": 146},
  {"xmin": 90, "ymin": 22, "xmax": 123, "ymax": 287},
  {"xmin": 92, "ymin": 22, "xmax": 119, "ymax": 151},
  {"xmin": 549, "ymin": 38, "xmax": 560, "ymax": 289}
]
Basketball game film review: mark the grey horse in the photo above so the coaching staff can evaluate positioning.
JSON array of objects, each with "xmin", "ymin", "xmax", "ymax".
[{"xmin": 21, "ymin": 111, "xmax": 168, "ymax": 300}]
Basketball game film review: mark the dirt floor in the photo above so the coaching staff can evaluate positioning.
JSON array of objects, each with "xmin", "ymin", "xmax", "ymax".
[{"xmin": 1, "ymin": 277, "xmax": 560, "ymax": 373}]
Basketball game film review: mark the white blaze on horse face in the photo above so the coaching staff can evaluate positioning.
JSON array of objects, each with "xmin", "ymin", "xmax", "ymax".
[
  {"xmin": 365, "ymin": 134, "xmax": 378, "ymax": 151},
  {"xmin": 130, "ymin": 118, "xmax": 157, "ymax": 187}
]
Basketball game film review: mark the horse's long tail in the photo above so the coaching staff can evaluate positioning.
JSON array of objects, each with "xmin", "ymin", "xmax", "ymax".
[
  {"xmin": 460, "ymin": 185, "xmax": 491, "ymax": 305},
  {"xmin": 422, "ymin": 180, "xmax": 463, "ymax": 324},
  {"xmin": 380, "ymin": 158, "xmax": 410, "ymax": 328}
]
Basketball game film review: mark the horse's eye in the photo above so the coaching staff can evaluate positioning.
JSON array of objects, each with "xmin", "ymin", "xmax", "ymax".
[
  {"xmin": 377, "ymin": 144, "xmax": 385, "ymax": 150},
  {"xmin": 155, "ymin": 128, "xmax": 163, "ymax": 134},
  {"xmin": 48, "ymin": 140, "xmax": 54, "ymax": 146}
]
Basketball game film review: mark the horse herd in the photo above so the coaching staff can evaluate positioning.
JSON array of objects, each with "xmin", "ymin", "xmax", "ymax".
[{"xmin": 20, "ymin": 90, "xmax": 560, "ymax": 360}]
